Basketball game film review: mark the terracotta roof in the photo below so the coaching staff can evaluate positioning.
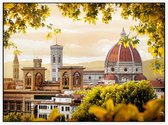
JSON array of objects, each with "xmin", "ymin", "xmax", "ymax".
[
  {"xmin": 105, "ymin": 74, "xmax": 118, "ymax": 81},
  {"xmin": 134, "ymin": 74, "xmax": 147, "ymax": 80},
  {"xmin": 21, "ymin": 67, "xmax": 47, "ymax": 70},
  {"xmin": 150, "ymin": 80, "xmax": 165, "ymax": 88},
  {"xmin": 83, "ymin": 70, "xmax": 104, "ymax": 73},
  {"xmin": 59, "ymin": 66, "xmax": 85, "ymax": 70},
  {"xmin": 105, "ymin": 43, "xmax": 142, "ymax": 64}
]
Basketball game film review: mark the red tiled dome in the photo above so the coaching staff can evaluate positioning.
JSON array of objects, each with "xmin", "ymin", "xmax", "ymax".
[
  {"xmin": 105, "ymin": 43, "xmax": 142, "ymax": 64},
  {"xmin": 134, "ymin": 74, "xmax": 147, "ymax": 80},
  {"xmin": 105, "ymin": 74, "xmax": 118, "ymax": 81}
]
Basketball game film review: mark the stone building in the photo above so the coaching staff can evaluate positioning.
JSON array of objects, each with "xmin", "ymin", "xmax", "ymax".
[
  {"xmin": 83, "ymin": 70, "xmax": 104, "ymax": 84},
  {"xmin": 50, "ymin": 44, "xmax": 63, "ymax": 82},
  {"xmin": 13, "ymin": 54, "xmax": 19, "ymax": 80},
  {"xmin": 104, "ymin": 28, "xmax": 147, "ymax": 83},
  {"xmin": 59, "ymin": 66, "xmax": 85, "ymax": 92},
  {"xmin": 22, "ymin": 58, "xmax": 47, "ymax": 91}
]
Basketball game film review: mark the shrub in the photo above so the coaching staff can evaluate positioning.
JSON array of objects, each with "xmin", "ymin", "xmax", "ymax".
[
  {"xmin": 89, "ymin": 98, "xmax": 164, "ymax": 121},
  {"xmin": 4, "ymin": 112, "xmax": 32, "ymax": 122},
  {"xmin": 71, "ymin": 80, "xmax": 157, "ymax": 121}
]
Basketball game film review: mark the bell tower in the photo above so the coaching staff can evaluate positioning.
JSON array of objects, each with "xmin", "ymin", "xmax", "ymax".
[
  {"xmin": 50, "ymin": 44, "xmax": 63, "ymax": 82},
  {"xmin": 13, "ymin": 54, "xmax": 19, "ymax": 80}
]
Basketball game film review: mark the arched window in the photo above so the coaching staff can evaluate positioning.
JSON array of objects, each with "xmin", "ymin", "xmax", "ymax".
[
  {"xmin": 62, "ymin": 72, "xmax": 69, "ymax": 89},
  {"xmin": 73, "ymin": 72, "xmax": 81, "ymax": 86},
  {"xmin": 58, "ymin": 56, "xmax": 61, "ymax": 63},
  {"xmin": 35, "ymin": 73, "xmax": 43, "ymax": 86},
  {"xmin": 25, "ymin": 73, "xmax": 31, "ymax": 88},
  {"xmin": 53, "ymin": 56, "xmax": 55, "ymax": 63}
]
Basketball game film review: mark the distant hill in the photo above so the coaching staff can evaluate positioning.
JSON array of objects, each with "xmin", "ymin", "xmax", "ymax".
[{"xmin": 4, "ymin": 59, "xmax": 164, "ymax": 81}]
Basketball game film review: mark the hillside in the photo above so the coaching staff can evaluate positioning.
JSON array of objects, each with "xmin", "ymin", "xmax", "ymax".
[{"xmin": 4, "ymin": 59, "xmax": 164, "ymax": 81}]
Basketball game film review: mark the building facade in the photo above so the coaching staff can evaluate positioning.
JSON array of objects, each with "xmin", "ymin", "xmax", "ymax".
[
  {"xmin": 59, "ymin": 66, "xmax": 85, "ymax": 92},
  {"xmin": 22, "ymin": 58, "xmax": 47, "ymax": 91},
  {"xmin": 37, "ymin": 94, "xmax": 80, "ymax": 120},
  {"xmin": 50, "ymin": 44, "xmax": 63, "ymax": 82},
  {"xmin": 104, "ymin": 28, "xmax": 147, "ymax": 83},
  {"xmin": 83, "ymin": 70, "xmax": 104, "ymax": 84}
]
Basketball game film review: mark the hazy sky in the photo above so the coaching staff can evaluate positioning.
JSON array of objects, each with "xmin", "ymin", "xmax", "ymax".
[{"xmin": 4, "ymin": 4, "xmax": 153, "ymax": 64}]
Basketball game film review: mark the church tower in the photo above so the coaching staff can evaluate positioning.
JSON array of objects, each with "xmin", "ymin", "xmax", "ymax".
[
  {"xmin": 50, "ymin": 44, "xmax": 63, "ymax": 82},
  {"xmin": 13, "ymin": 54, "xmax": 19, "ymax": 80}
]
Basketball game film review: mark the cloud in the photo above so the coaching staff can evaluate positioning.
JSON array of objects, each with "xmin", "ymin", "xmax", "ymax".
[{"xmin": 4, "ymin": 4, "xmax": 153, "ymax": 64}]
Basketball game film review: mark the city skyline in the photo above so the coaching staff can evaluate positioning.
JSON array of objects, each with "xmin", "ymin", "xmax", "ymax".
[{"xmin": 4, "ymin": 4, "xmax": 153, "ymax": 64}]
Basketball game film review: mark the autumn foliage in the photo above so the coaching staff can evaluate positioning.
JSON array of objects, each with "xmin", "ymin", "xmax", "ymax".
[{"xmin": 71, "ymin": 80, "xmax": 157, "ymax": 121}]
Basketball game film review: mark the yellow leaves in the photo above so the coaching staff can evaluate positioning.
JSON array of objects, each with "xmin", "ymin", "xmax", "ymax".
[
  {"xmin": 88, "ymin": 98, "xmax": 164, "ymax": 122},
  {"xmin": 4, "ymin": 4, "xmax": 14, "ymax": 9},
  {"xmin": 158, "ymin": 47, "xmax": 164, "ymax": 58},
  {"xmin": 46, "ymin": 28, "xmax": 61, "ymax": 40},
  {"xmin": 148, "ymin": 46, "xmax": 156, "ymax": 57},
  {"xmin": 14, "ymin": 49, "xmax": 22, "ymax": 55},
  {"xmin": 143, "ymin": 99, "xmax": 164, "ymax": 121},
  {"xmin": 46, "ymin": 32, "xmax": 52, "ymax": 39},
  {"xmin": 106, "ymin": 98, "xmax": 114, "ymax": 111},
  {"xmin": 89, "ymin": 105, "xmax": 107, "ymax": 121},
  {"xmin": 114, "ymin": 104, "xmax": 140, "ymax": 121},
  {"xmin": 48, "ymin": 108, "xmax": 60, "ymax": 121},
  {"xmin": 32, "ymin": 118, "xmax": 47, "ymax": 122},
  {"xmin": 123, "ymin": 42, "xmax": 129, "ymax": 48}
]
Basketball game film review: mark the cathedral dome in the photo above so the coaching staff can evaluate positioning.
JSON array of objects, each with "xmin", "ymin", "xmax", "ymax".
[
  {"xmin": 105, "ymin": 29, "xmax": 142, "ymax": 65},
  {"xmin": 104, "ymin": 28, "xmax": 146, "ymax": 83}
]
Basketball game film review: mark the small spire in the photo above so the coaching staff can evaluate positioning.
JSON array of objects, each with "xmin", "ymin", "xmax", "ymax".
[{"xmin": 121, "ymin": 27, "xmax": 126, "ymax": 37}]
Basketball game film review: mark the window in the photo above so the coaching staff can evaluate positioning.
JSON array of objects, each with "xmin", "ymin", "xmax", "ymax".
[
  {"xmin": 66, "ymin": 114, "xmax": 69, "ymax": 119},
  {"xmin": 136, "ymin": 68, "xmax": 138, "ymax": 72},
  {"xmin": 62, "ymin": 106, "xmax": 64, "ymax": 111},
  {"xmin": 63, "ymin": 72, "xmax": 69, "ymax": 89},
  {"xmin": 25, "ymin": 73, "xmax": 31, "ymax": 87},
  {"xmin": 52, "ymin": 69, "xmax": 56, "ymax": 72},
  {"xmin": 35, "ymin": 73, "xmax": 43, "ymax": 86},
  {"xmin": 111, "ymin": 67, "xmax": 115, "ymax": 72},
  {"xmin": 51, "ymin": 105, "xmax": 53, "ymax": 110},
  {"xmin": 39, "ymin": 114, "xmax": 47, "ymax": 119},
  {"xmin": 25, "ymin": 102, "xmax": 31, "ymax": 111},
  {"xmin": 58, "ymin": 56, "xmax": 61, "ymax": 63},
  {"xmin": 39, "ymin": 105, "xmax": 47, "ymax": 109},
  {"xmin": 53, "ymin": 56, "xmax": 56, "ymax": 63},
  {"xmin": 16, "ymin": 101, "xmax": 22, "ymax": 111},
  {"xmin": 73, "ymin": 72, "xmax": 81, "ymax": 86},
  {"xmin": 124, "ymin": 68, "xmax": 127, "ymax": 72},
  {"xmin": 4, "ymin": 101, "xmax": 8, "ymax": 110},
  {"xmin": 65, "ymin": 107, "xmax": 70, "ymax": 111},
  {"xmin": 52, "ymin": 77, "xmax": 56, "ymax": 81},
  {"xmin": 54, "ymin": 106, "xmax": 57, "ymax": 109},
  {"xmin": 89, "ymin": 76, "xmax": 91, "ymax": 80},
  {"xmin": 10, "ymin": 102, "xmax": 14, "ymax": 111},
  {"xmin": 99, "ymin": 76, "xmax": 101, "ymax": 80}
]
